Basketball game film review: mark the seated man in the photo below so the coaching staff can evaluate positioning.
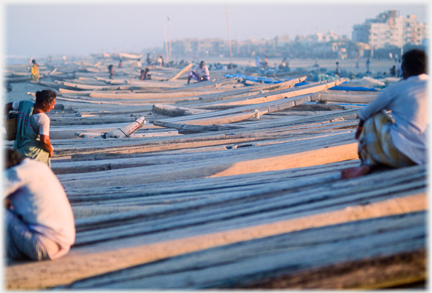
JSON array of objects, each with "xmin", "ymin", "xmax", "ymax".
[
  {"xmin": 4, "ymin": 149, "xmax": 75, "ymax": 261},
  {"xmin": 341, "ymin": 49, "xmax": 428, "ymax": 179},
  {"xmin": 187, "ymin": 61, "xmax": 210, "ymax": 84},
  {"xmin": 139, "ymin": 68, "xmax": 151, "ymax": 80}
]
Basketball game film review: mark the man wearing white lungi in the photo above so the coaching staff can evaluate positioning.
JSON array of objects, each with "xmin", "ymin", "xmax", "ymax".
[{"xmin": 342, "ymin": 49, "xmax": 428, "ymax": 179}]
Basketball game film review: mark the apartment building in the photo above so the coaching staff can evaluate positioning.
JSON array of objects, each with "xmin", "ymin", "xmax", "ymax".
[{"xmin": 352, "ymin": 10, "xmax": 428, "ymax": 50}]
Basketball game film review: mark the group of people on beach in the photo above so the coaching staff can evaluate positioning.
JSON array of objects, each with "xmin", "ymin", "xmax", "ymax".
[{"xmin": 3, "ymin": 49, "xmax": 428, "ymax": 263}]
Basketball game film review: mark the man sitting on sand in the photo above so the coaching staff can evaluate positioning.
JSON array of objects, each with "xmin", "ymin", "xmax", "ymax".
[
  {"xmin": 341, "ymin": 49, "xmax": 428, "ymax": 179},
  {"xmin": 187, "ymin": 61, "xmax": 210, "ymax": 84},
  {"xmin": 139, "ymin": 68, "xmax": 151, "ymax": 80},
  {"xmin": 4, "ymin": 149, "xmax": 75, "ymax": 261}
]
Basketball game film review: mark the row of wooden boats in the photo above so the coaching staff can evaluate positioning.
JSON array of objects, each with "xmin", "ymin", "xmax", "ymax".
[{"xmin": 4, "ymin": 59, "xmax": 425, "ymax": 289}]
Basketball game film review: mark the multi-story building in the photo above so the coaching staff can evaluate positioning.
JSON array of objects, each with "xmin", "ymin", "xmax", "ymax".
[
  {"xmin": 405, "ymin": 15, "xmax": 428, "ymax": 46},
  {"xmin": 352, "ymin": 10, "xmax": 428, "ymax": 50}
]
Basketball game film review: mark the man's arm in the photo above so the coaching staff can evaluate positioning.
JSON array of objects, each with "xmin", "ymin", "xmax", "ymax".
[{"xmin": 358, "ymin": 86, "xmax": 394, "ymax": 122}]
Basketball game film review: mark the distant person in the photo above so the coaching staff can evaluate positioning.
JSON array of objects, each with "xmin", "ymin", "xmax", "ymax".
[
  {"xmin": 139, "ymin": 68, "xmax": 151, "ymax": 80},
  {"xmin": 335, "ymin": 62, "xmax": 341, "ymax": 76},
  {"xmin": 118, "ymin": 60, "xmax": 123, "ymax": 68},
  {"xmin": 157, "ymin": 55, "xmax": 163, "ymax": 67},
  {"xmin": 108, "ymin": 64, "xmax": 114, "ymax": 79},
  {"xmin": 135, "ymin": 58, "xmax": 142, "ymax": 68},
  {"xmin": 146, "ymin": 53, "xmax": 151, "ymax": 65},
  {"xmin": 366, "ymin": 58, "xmax": 371, "ymax": 73},
  {"xmin": 4, "ymin": 90, "xmax": 56, "ymax": 166},
  {"xmin": 389, "ymin": 52, "xmax": 393, "ymax": 60},
  {"xmin": 341, "ymin": 49, "xmax": 428, "ymax": 179},
  {"xmin": 30, "ymin": 59, "xmax": 39, "ymax": 81},
  {"xmin": 255, "ymin": 55, "xmax": 260, "ymax": 67},
  {"xmin": 279, "ymin": 58, "xmax": 287, "ymax": 69},
  {"xmin": 4, "ymin": 149, "xmax": 75, "ymax": 262},
  {"xmin": 390, "ymin": 65, "xmax": 396, "ymax": 76},
  {"xmin": 187, "ymin": 61, "xmax": 210, "ymax": 84},
  {"xmin": 263, "ymin": 57, "xmax": 269, "ymax": 69}
]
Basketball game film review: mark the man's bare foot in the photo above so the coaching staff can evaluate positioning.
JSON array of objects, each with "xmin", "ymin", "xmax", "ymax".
[{"xmin": 341, "ymin": 165, "xmax": 371, "ymax": 179}]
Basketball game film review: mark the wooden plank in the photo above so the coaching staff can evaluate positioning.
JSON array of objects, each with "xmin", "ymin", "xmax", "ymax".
[
  {"xmin": 63, "ymin": 214, "xmax": 425, "ymax": 289},
  {"xmin": 5, "ymin": 193, "xmax": 425, "ymax": 289},
  {"xmin": 169, "ymin": 63, "xmax": 194, "ymax": 81}
]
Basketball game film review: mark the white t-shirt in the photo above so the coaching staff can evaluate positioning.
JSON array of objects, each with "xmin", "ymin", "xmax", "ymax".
[
  {"xmin": 4, "ymin": 158, "xmax": 76, "ymax": 259},
  {"xmin": 194, "ymin": 65, "xmax": 210, "ymax": 77},
  {"xmin": 12, "ymin": 101, "xmax": 50, "ymax": 135}
]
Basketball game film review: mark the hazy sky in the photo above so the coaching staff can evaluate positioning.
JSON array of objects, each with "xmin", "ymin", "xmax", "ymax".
[{"xmin": 2, "ymin": 0, "xmax": 429, "ymax": 58}]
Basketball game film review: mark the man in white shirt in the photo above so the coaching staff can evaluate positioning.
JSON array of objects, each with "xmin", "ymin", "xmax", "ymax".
[
  {"xmin": 342, "ymin": 49, "xmax": 428, "ymax": 179},
  {"xmin": 4, "ymin": 149, "xmax": 75, "ymax": 261},
  {"xmin": 187, "ymin": 61, "xmax": 210, "ymax": 84}
]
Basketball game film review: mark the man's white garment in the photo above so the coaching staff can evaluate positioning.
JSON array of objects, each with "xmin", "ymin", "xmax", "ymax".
[
  {"xmin": 4, "ymin": 158, "xmax": 76, "ymax": 259},
  {"xmin": 194, "ymin": 65, "xmax": 209, "ymax": 77},
  {"xmin": 359, "ymin": 74, "xmax": 428, "ymax": 164}
]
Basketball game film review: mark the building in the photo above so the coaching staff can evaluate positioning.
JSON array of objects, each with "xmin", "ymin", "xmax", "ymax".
[{"xmin": 352, "ymin": 10, "xmax": 428, "ymax": 53}]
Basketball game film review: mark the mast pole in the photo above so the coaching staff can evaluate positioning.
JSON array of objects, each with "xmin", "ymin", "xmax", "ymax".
[{"xmin": 225, "ymin": 3, "xmax": 233, "ymax": 72}]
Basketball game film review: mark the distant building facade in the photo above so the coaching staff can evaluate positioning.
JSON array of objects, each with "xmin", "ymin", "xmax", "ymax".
[
  {"xmin": 352, "ymin": 10, "xmax": 428, "ymax": 53},
  {"xmin": 162, "ymin": 10, "xmax": 427, "ymax": 60}
]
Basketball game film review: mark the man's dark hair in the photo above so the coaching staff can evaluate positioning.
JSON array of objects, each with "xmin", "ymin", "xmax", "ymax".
[
  {"xmin": 402, "ymin": 49, "xmax": 427, "ymax": 76},
  {"xmin": 5, "ymin": 149, "xmax": 24, "ymax": 170}
]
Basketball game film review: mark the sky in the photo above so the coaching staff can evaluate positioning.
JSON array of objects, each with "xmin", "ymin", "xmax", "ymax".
[{"xmin": 1, "ymin": 0, "xmax": 430, "ymax": 59}]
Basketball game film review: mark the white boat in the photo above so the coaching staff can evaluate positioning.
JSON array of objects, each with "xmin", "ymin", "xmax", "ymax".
[{"xmin": 118, "ymin": 52, "xmax": 143, "ymax": 60}]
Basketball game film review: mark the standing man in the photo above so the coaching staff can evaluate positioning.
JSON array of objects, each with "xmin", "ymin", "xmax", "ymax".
[
  {"xmin": 187, "ymin": 61, "xmax": 210, "ymax": 84},
  {"xmin": 366, "ymin": 57, "xmax": 371, "ymax": 73},
  {"xmin": 335, "ymin": 62, "xmax": 341, "ymax": 76},
  {"xmin": 341, "ymin": 49, "xmax": 428, "ymax": 179}
]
